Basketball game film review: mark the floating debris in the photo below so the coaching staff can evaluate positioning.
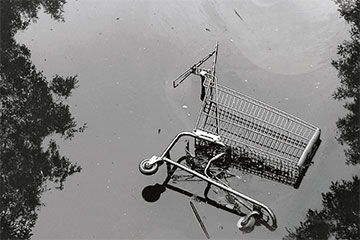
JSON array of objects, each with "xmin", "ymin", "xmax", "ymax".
[
  {"xmin": 189, "ymin": 201, "xmax": 210, "ymax": 239},
  {"xmin": 233, "ymin": 9, "xmax": 244, "ymax": 21},
  {"xmin": 314, "ymin": 81, "xmax": 320, "ymax": 89}
]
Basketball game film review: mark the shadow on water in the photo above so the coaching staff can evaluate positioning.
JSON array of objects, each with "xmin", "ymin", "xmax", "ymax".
[
  {"xmin": 142, "ymin": 184, "xmax": 166, "ymax": 203},
  {"xmin": 0, "ymin": 1, "xmax": 85, "ymax": 239}
]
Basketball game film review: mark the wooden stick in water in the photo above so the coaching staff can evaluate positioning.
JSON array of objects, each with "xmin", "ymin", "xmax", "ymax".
[{"xmin": 189, "ymin": 200, "xmax": 210, "ymax": 239}]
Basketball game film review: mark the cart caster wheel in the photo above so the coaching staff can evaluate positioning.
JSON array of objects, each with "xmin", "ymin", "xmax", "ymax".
[
  {"xmin": 237, "ymin": 216, "xmax": 256, "ymax": 231},
  {"xmin": 139, "ymin": 159, "xmax": 158, "ymax": 175}
]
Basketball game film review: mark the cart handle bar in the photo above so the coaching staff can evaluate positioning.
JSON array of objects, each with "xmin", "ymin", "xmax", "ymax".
[{"xmin": 173, "ymin": 43, "xmax": 219, "ymax": 88}]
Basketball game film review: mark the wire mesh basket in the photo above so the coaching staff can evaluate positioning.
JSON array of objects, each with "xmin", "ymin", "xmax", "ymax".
[{"xmin": 195, "ymin": 78, "xmax": 321, "ymax": 187}]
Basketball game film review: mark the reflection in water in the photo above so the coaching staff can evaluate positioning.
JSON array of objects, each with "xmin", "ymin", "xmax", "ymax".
[
  {"xmin": 284, "ymin": 1, "xmax": 360, "ymax": 239},
  {"xmin": 284, "ymin": 176, "xmax": 359, "ymax": 240},
  {"xmin": 0, "ymin": 1, "xmax": 85, "ymax": 239},
  {"xmin": 332, "ymin": 0, "xmax": 360, "ymax": 166}
]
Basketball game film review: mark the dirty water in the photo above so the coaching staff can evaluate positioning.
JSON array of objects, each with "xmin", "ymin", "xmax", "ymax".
[{"xmin": 14, "ymin": 0, "xmax": 357, "ymax": 239}]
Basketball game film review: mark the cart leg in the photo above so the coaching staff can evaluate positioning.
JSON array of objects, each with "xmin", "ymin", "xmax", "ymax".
[
  {"xmin": 204, "ymin": 182, "xmax": 211, "ymax": 200},
  {"xmin": 167, "ymin": 155, "xmax": 187, "ymax": 177}
]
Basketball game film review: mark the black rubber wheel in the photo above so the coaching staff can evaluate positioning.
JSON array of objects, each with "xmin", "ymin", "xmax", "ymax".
[{"xmin": 139, "ymin": 159, "xmax": 158, "ymax": 175}]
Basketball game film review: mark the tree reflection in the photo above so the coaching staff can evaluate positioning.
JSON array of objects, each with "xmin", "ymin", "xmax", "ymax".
[
  {"xmin": 332, "ymin": 0, "xmax": 360, "ymax": 166},
  {"xmin": 0, "ymin": 0, "xmax": 85, "ymax": 239},
  {"xmin": 284, "ymin": 176, "xmax": 359, "ymax": 240},
  {"xmin": 284, "ymin": 1, "xmax": 359, "ymax": 239}
]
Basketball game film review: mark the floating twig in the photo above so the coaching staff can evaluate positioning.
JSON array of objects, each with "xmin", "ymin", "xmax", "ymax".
[
  {"xmin": 233, "ymin": 9, "xmax": 244, "ymax": 21},
  {"xmin": 189, "ymin": 200, "xmax": 210, "ymax": 239}
]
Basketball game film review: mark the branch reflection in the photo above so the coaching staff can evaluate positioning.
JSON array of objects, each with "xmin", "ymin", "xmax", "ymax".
[{"xmin": 0, "ymin": 1, "xmax": 85, "ymax": 239}]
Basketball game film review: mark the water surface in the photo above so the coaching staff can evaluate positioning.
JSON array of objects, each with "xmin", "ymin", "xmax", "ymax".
[{"xmin": 15, "ymin": 0, "xmax": 357, "ymax": 239}]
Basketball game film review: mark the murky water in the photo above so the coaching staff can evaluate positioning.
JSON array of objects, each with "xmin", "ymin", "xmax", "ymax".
[{"xmin": 15, "ymin": 0, "xmax": 357, "ymax": 239}]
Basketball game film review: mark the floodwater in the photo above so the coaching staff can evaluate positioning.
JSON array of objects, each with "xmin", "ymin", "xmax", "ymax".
[{"xmin": 15, "ymin": 0, "xmax": 357, "ymax": 239}]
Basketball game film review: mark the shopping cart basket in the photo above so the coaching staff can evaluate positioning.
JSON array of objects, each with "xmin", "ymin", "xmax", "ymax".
[{"xmin": 139, "ymin": 43, "xmax": 321, "ymax": 231}]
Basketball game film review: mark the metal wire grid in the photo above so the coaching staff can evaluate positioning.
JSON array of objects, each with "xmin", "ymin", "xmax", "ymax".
[
  {"xmin": 193, "ymin": 138, "xmax": 300, "ymax": 186},
  {"xmin": 195, "ymin": 81, "xmax": 319, "ymax": 167}
]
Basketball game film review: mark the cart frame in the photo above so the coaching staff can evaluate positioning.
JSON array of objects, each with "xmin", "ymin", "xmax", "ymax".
[{"xmin": 139, "ymin": 130, "xmax": 277, "ymax": 229}]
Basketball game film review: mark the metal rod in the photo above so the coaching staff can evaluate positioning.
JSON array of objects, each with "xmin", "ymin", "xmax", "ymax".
[
  {"xmin": 190, "ymin": 200, "xmax": 210, "ymax": 239},
  {"xmin": 211, "ymin": 42, "xmax": 219, "ymax": 77},
  {"xmin": 173, "ymin": 48, "xmax": 216, "ymax": 88}
]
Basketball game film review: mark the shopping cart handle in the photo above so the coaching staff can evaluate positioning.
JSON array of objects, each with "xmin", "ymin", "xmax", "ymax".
[{"xmin": 193, "ymin": 129, "xmax": 224, "ymax": 146}]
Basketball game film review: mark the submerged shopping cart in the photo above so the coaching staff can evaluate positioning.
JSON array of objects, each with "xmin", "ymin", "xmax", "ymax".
[{"xmin": 139, "ymin": 43, "xmax": 321, "ymax": 231}]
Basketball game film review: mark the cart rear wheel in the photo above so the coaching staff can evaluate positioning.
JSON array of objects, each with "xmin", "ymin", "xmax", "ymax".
[
  {"xmin": 139, "ymin": 159, "xmax": 158, "ymax": 175},
  {"xmin": 237, "ymin": 216, "xmax": 256, "ymax": 230}
]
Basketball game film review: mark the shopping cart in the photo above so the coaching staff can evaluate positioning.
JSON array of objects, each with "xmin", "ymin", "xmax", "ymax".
[{"xmin": 139, "ymin": 43, "xmax": 321, "ymax": 231}]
